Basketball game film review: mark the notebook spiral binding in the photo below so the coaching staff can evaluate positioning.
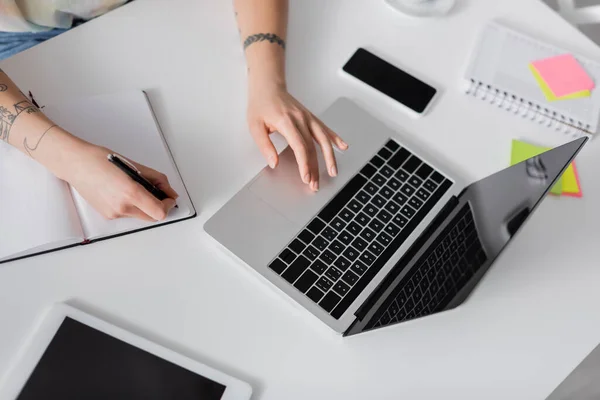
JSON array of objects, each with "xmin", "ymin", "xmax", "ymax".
[{"xmin": 464, "ymin": 79, "xmax": 592, "ymax": 139}]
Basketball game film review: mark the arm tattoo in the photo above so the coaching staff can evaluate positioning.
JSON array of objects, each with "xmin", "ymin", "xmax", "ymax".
[
  {"xmin": 0, "ymin": 84, "xmax": 6, "ymax": 92},
  {"xmin": 23, "ymin": 124, "xmax": 57, "ymax": 157},
  {"xmin": 0, "ymin": 98, "xmax": 38, "ymax": 143},
  {"xmin": 243, "ymin": 33, "xmax": 286, "ymax": 50}
]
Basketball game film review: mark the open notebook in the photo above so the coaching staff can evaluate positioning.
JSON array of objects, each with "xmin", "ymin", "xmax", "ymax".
[{"xmin": 0, "ymin": 91, "xmax": 196, "ymax": 264}]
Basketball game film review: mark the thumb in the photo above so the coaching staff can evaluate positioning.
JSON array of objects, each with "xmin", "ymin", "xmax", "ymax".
[{"xmin": 250, "ymin": 121, "xmax": 278, "ymax": 169}]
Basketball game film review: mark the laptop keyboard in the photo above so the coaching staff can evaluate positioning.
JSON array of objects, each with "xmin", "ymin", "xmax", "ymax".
[
  {"xmin": 268, "ymin": 139, "xmax": 452, "ymax": 319},
  {"xmin": 366, "ymin": 203, "xmax": 487, "ymax": 330}
]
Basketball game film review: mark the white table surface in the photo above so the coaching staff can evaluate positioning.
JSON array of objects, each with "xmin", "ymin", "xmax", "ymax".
[{"xmin": 1, "ymin": 0, "xmax": 600, "ymax": 398}]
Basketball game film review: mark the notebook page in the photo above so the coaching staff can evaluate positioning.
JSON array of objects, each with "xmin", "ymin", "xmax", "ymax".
[
  {"xmin": 465, "ymin": 22, "xmax": 600, "ymax": 130},
  {"xmin": 42, "ymin": 91, "xmax": 194, "ymax": 240},
  {"xmin": 0, "ymin": 143, "xmax": 83, "ymax": 262}
]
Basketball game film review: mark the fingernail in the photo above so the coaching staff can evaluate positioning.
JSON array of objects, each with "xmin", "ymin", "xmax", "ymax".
[
  {"xmin": 312, "ymin": 181, "xmax": 319, "ymax": 191},
  {"xmin": 340, "ymin": 141, "xmax": 348, "ymax": 150},
  {"xmin": 303, "ymin": 173, "xmax": 311, "ymax": 184},
  {"xmin": 268, "ymin": 155, "xmax": 276, "ymax": 169},
  {"xmin": 330, "ymin": 165, "xmax": 338, "ymax": 177}
]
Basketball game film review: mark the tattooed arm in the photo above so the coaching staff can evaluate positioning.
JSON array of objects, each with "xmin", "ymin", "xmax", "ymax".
[
  {"xmin": 234, "ymin": 0, "xmax": 347, "ymax": 192},
  {"xmin": 0, "ymin": 69, "xmax": 178, "ymax": 221}
]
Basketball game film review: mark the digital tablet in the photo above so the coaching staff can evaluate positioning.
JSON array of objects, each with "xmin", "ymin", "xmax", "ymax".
[{"xmin": 0, "ymin": 304, "xmax": 252, "ymax": 400}]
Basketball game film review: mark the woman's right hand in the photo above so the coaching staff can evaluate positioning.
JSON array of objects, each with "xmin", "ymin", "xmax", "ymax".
[{"xmin": 53, "ymin": 139, "xmax": 178, "ymax": 222}]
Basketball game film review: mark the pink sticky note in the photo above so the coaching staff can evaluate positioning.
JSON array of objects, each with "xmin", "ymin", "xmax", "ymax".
[{"xmin": 531, "ymin": 54, "xmax": 595, "ymax": 97}]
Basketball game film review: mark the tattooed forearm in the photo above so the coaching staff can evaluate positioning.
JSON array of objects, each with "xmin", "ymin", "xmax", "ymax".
[
  {"xmin": 243, "ymin": 33, "xmax": 286, "ymax": 50},
  {"xmin": 23, "ymin": 124, "xmax": 57, "ymax": 157},
  {"xmin": 0, "ymin": 99, "xmax": 38, "ymax": 143}
]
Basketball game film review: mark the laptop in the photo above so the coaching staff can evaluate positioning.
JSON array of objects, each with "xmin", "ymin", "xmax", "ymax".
[{"xmin": 205, "ymin": 98, "xmax": 586, "ymax": 336}]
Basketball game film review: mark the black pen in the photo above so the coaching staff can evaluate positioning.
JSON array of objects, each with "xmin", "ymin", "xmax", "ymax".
[{"xmin": 107, "ymin": 154, "xmax": 178, "ymax": 208}]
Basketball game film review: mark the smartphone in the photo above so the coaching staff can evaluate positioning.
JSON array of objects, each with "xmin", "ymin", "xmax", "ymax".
[{"xmin": 342, "ymin": 48, "xmax": 438, "ymax": 117}]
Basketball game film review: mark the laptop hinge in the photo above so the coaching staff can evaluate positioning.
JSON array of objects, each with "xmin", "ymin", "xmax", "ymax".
[{"xmin": 354, "ymin": 195, "xmax": 459, "ymax": 321}]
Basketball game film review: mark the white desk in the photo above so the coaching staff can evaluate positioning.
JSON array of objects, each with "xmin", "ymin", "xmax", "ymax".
[{"xmin": 1, "ymin": 0, "xmax": 600, "ymax": 398}]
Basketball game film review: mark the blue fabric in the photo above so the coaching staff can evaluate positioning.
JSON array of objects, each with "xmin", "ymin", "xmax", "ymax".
[{"xmin": 0, "ymin": 29, "xmax": 69, "ymax": 60}]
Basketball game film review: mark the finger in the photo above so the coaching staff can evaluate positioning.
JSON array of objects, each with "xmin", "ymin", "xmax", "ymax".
[
  {"xmin": 292, "ymin": 114, "xmax": 320, "ymax": 191},
  {"xmin": 249, "ymin": 120, "xmax": 279, "ymax": 169},
  {"xmin": 311, "ymin": 120, "xmax": 338, "ymax": 178},
  {"xmin": 313, "ymin": 116, "xmax": 348, "ymax": 150},
  {"xmin": 122, "ymin": 205, "xmax": 156, "ymax": 222},
  {"xmin": 135, "ymin": 165, "xmax": 179, "ymax": 199},
  {"xmin": 278, "ymin": 117, "xmax": 312, "ymax": 185},
  {"xmin": 130, "ymin": 186, "xmax": 175, "ymax": 221}
]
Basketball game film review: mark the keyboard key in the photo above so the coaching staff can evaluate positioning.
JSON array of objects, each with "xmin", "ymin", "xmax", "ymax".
[
  {"xmin": 343, "ymin": 247, "xmax": 360, "ymax": 261},
  {"xmin": 376, "ymin": 209, "xmax": 392, "ymax": 223},
  {"xmin": 316, "ymin": 276, "xmax": 333, "ymax": 292},
  {"xmin": 333, "ymin": 281, "xmax": 350, "ymax": 297},
  {"xmin": 325, "ymin": 266, "xmax": 342, "ymax": 281},
  {"xmin": 352, "ymin": 237, "xmax": 368, "ymax": 251},
  {"xmin": 384, "ymin": 201, "xmax": 400, "ymax": 214},
  {"xmin": 328, "ymin": 240, "xmax": 345, "ymax": 255},
  {"xmin": 364, "ymin": 204, "xmax": 378, "ymax": 217},
  {"xmin": 319, "ymin": 291, "xmax": 341, "ymax": 312},
  {"xmin": 342, "ymin": 270, "xmax": 359, "ymax": 286},
  {"xmin": 378, "ymin": 147, "xmax": 393, "ymax": 160},
  {"xmin": 416, "ymin": 164, "xmax": 433, "ymax": 180},
  {"xmin": 348, "ymin": 199, "xmax": 363, "ymax": 213},
  {"xmin": 313, "ymin": 236, "xmax": 329, "ymax": 251},
  {"xmin": 371, "ymin": 195, "xmax": 386, "ymax": 208},
  {"xmin": 423, "ymin": 179, "xmax": 437, "ymax": 192},
  {"xmin": 416, "ymin": 188, "xmax": 431, "ymax": 201},
  {"xmin": 403, "ymin": 155, "xmax": 422, "ymax": 173},
  {"xmin": 409, "ymin": 197, "xmax": 424, "ymax": 210},
  {"xmin": 379, "ymin": 186, "xmax": 394, "ymax": 199},
  {"xmin": 392, "ymin": 214, "xmax": 408, "ymax": 228},
  {"xmin": 380, "ymin": 165, "xmax": 395, "ymax": 178},
  {"xmin": 408, "ymin": 176, "xmax": 423, "ymax": 188},
  {"xmin": 365, "ymin": 182, "xmax": 379, "ymax": 195},
  {"xmin": 431, "ymin": 171, "xmax": 445, "ymax": 183},
  {"xmin": 368, "ymin": 218, "xmax": 384, "ymax": 232},
  {"xmin": 307, "ymin": 287, "xmax": 325, "ymax": 302},
  {"xmin": 318, "ymin": 174, "xmax": 367, "ymax": 222},
  {"xmin": 294, "ymin": 270, "xmax": 319, "ymax": 293},
  {"xmin": 370, "ymin": 155, "xmax": 385, "ymax": 168},
  {"xmin": 282, "ymin": 256, "xmax": 310, "ymax": 283},
  {"xmin": 307, "ymin": 218, "xmax": 326, "ymax": 234},
  {"xmin": 373, "ymin": 174, "xmax": 387, "ymax": 187},
  {"xmin": 298, "ymin": 229, "xmax": 315, "ymax": 245},
  {"xmin": 385, "ymin": 140, "xmax": 400, "ymax": 151},
  {"xmin": 360, "ymin": 164, "xmax": 377, "ymax": 178},
  {"xmin": 400, "ymin": 184, "xmax": 416, "ymax": 197},
  {"xmin": 376, "ymin": 232, "xmax": 393, "ymax": 246},
  {"xmin": 302, "ymin": 246, "xmax": 319, "ymax": 261},
  {"xmin": 385, "ymin": 223, "xmax": 401, "ymax": 237},
  {"xmin": 368, "ymin": 242, "xmax": 384, "ymax": 256},
  {"xmin": 388, "ymin": 178, "xmax": 402, "ymax": 190},
  {"xmin": 395, "ymin": 169, "xmax": 409, "ymax": 182},
  {"xmin": 279, "ymin": 248, "xmax": 296, "ymax": 264},
  {"xmin": 289, "ymin": 239, "xmax": 305, "ymax": 254},
  {"xmin": 347, "ymin": 221, "xmax": 362, "ymax": 235},
  {"xmin": 338, "ymin": 231, "xmax": 353, "ymax": 245},
  {"xmin": 320, "ymin": 249, "xmax": 336, "ymax": 264},
  {"xmin": 360, "ymin": 251, "xmax": 376, "ymax": 265},
  {"xmin": 361, "ymin": 228, "xmax": 377, "ymax": 242},
  {"xmin": 331, "ymin": 217, "xmax": 347, "ymax": 232},
  {"xmin": 400, "ymin": 205, "xmax": 416, "ymax": 219},
  {"xmin": 310, "ymin": 259, "xmax": 327, "ymax": 274},
  {"xmin": 355, "ymin": 212, "xmax": 371, "ymax": 226},
  {"xmin": 339, "ymin": 208, "xmax": 355, "ymax": 223},
  {"xmin": 388, "ymin": 148, "xmax": 410, "ymax": 169},
  {"xmin": 356, "ymin": 190, "xmax": 372, "ymax": 204},
  {"xmin": 334, "ymin": 257, "xmax": 351, "ymax": 271},
  {"xmin": 351, "ymin": 261, "xmax": 368, "ymax": 276},
  {"xmin": 393, "ymin": 192, "xmax": 408, "ymax": 206},
  {"xmin": 269, "ymin": 258, "xmax": 287, "ymax": 274}
]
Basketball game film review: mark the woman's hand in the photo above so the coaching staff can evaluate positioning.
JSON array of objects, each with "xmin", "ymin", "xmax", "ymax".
[
  {"xmin": 247, "ymin": 83, "xmax": 348, "ymax": 192},
  {"xmin": 54, "ymin": 140, "xmax": 178, "ymax": 222}
]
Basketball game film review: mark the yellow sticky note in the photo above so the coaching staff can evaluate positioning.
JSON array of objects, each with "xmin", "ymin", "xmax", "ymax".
[
  {"xmin": 529, "ymin": 64, "xmax": 591, "ymax": 101},
  {"xmin": 511, "ymin": 139, "xmax": 562, "ymax": 195},
  {"xmin": 562, "ymin": 162, "xmax": 582, "ymax": 197}
]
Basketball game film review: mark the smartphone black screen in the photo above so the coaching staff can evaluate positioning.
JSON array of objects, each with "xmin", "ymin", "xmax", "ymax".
[{"xmin": 343, "ymin": 48, "xmax": 437, "ymax": 113}]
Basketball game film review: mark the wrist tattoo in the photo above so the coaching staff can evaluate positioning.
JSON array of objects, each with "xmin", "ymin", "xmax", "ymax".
[
  {"xmin": 0, "ymin": 98, "xmax": 39, "ymax": 143},
  {"xmin": 243, "ymin": 33, "xmax": 286, "ymax": 50},
  {"xmin": 23, "ymin": 124, "xmax": 57, "ymax": 157}
]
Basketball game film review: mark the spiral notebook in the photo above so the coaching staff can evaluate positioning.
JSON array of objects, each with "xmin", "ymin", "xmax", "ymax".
[{"xmin": 463, "ymin": 21, "xmax": 600, "ymax": 138}]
